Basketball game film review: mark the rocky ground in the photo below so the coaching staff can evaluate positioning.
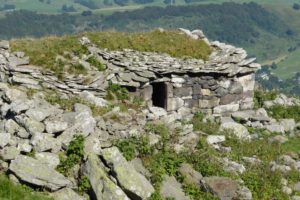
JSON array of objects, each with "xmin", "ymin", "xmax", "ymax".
[
  {"xmin": 0, "ymin": 78, "xmax": 299, "ymax": 200},
  {"xmin": 0, "ymin": 34, "xmax": 300, "ymax": 200}
]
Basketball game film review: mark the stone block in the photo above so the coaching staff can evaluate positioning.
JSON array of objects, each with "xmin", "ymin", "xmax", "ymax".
[
  {"xmin": 173, "ymin": 87, "xmax": 192, "ymax": 97},
  {"xmin": 213, "ymin": 104, "xmax": 240, "ymax": 115},
  {"xmin": 184, "ymin": 99, "xmax": 199, "ymax": 108},
  {"xmin": 167, "ymin": 98, "xmax": 184, "ymax": 111},
  {"xmin": 220, "ymin": 94, "xmax": 242, "ymax": 105},
  {"xmin": 141, "ymin": 85, "xmax": 153, "ymax": 101},
  {"xmin": 193, "ymin": 84, "xmax": 201, "ymax": 95},
  {"xmin": 201, "ymin": 89, "xmax": 211, "ymax": 96},
  {"xmin": 199, "ymin": 97, "xmax": 220, "ymax": 109}
]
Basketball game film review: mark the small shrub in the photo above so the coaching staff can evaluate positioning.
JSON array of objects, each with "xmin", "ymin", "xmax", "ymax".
[
  {"xmin": 115, "ymin": 139, "xmax": 137, "ymax": 161},
  {"xmin": 57, "ymin": 135, "xmax": 85, "ymax": 175},
  {"xmin": 191, "ymin": 113, "xmax": 220, "ymax": 135},
  {"xmin": 87, "ymin": 56, "xmax": 106, "ymax": 71},
  {"xmin": 267, "ymin": 105, "xmax": 300, "ymax": 122},
  {"xmin": 106, "ymin": 82, "xmax": 129, "ymax": 101},
  {"xmin": 254, "ymin": 89, "xmax": 278, "ymax": 108},
  {"xmin": 78, "ymin": 176, "xmax": 91, "ymax": 194}
]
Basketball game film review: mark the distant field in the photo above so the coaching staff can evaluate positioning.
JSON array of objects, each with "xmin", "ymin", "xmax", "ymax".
[{"xmin": 273, "ymin": 48, "xmax": 300, "ymax": 80}]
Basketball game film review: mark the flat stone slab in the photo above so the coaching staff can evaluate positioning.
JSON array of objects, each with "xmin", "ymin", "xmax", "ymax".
[{"xmin": 9, "ymin": 155, "xmax": 71, "ymax": 191}]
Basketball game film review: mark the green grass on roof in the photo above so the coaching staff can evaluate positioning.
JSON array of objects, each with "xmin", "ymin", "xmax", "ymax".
[{"xmin": 11, "ymin": 30, "xmax": 212, "ymax": 73}]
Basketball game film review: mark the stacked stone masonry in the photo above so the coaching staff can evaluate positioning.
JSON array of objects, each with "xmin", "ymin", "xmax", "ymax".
[{"xmin": 0, "ymin": 29, "xmax": 261, "ymax": 115}]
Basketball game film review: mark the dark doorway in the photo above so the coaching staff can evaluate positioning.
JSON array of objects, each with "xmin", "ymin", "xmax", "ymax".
[{"xmin": 152, "ymin": 82, "xmax": 167, "ymax": 109}]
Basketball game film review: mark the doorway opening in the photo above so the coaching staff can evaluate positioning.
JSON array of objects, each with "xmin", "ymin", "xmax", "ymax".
[{"xmin": 151, "ymin": 82, "xmax": 167, "ymax": 109}]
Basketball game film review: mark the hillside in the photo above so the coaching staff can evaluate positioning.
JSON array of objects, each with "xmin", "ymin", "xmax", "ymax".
[{"xmin": 0, "ymin": 31, "xmax": 300, "ymax": 200}]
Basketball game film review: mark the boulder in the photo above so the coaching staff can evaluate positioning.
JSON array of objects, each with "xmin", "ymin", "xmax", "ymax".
[
  {"xmin": 213, "ymin": 104, "xmax": 239, "ymax": 115},
  {"xmin": 3, "ymin": 88, "xmax": 27, "ymax": 103},
  {"xmin": 44, "ymin": 117, "xmax": 69, "ymax": 134},
  {"xmin": 31, "ymin": 132, "xmax": 61, "ymax": 153},
  {"xmin": 179, "ymin": 163, "xmax": 203, "ymax": 186},
  {"xmin": 101, "ymin": 147, "xmax": 155, "ymax": 199},
  {"xmin": 15, "ymin": 115, "xmax": 45, "ymax": 135},
  {"xmin": 51, "ymin": 188, "xmax": 85, "ymax": 200},
  {"xmin": 160, "ymin": 176, "xmax": 190, "ymax": 200},
  {"xmin": 83, "ymin": 154, "xmax": 130, "ymax": 200},
  {"xmin": 203, "ymin": 176, "xmax": 239, "ymax": 200},
  {"xmin": 220, "ymin": 122, "xmax": 250, "ymax": 139},
  {"xmin": 265, "ymin": 123, "xmax": 285, "ymax": 134},
  {"xmin": 35, "ymin": 152, "xmax": 60, "ymax": 169},
  {"xmin": 0, "ymin": 146, "xmax": 20, "ymax": 161},
  {"xmin": 9, "ymin": 155, "xmax": 71, "ymax": 191},
  {"xmin": 206, "ymin": 135, "xmax": 226, "ymax": 145},
  {"xmin": 0, "ymin": 132, "xmax": 11, "ymax": 148},
  {"xmin": 79, "ymin": 91, "xmax": 107, "ymax": 107},
  {"xmin": 280, "ymin": 119, "xmax": 296, "ymax": 132}
]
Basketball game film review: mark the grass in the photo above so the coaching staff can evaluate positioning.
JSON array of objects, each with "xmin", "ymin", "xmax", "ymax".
[
  {"xmin": 11, "ymin": 30, "xmax": 211, "ymax": 78},
  {"xmin": 267, "ymin": 105, "xmax": 300, "ymax": 122},
  {"xmin": 0, "ymin": 174, "xmax": 52, "ymax": 200}
]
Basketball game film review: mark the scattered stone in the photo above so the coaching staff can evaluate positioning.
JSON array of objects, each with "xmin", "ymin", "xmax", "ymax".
[
  {"xmin": 179, "ymin": 163, "xmax": 203, "ymax": 186},
  {"xmin": 220, "ymin": 122, "xmax": 250, "ymax": 139},
  {"xmin": 0, "ymin": 132, "xmax": 11, "ymax": 148},
  {"xmin": 160, "ymin": 176, "xmax": 190, "ymax": 200},
  {"xmin": 35, "ymin": 152, "xmax": 60, "ymax": 169},
  {"xmin": 206, "ymin": 135, "xmax": 226, "ymax": 145},
  {"xmin": 101, "ymin": 147, "xmax": 155, "ymax": 199},
  {"xmin": 203, "ymin": 176, "xmax": 239, "ymax": 200},
  {"xmin": 268, "ymin": 135, "xmax": 288, "ymax": 144},
  {"xmin": 9, "ymin": 155, "xmax": 71, "ymax": 191},
  {"xmin": 0, "ymin": 146, "xmax": 20, "ymax": 161},
  {"xmin": 51, "ymin": 188, "xmax": 85, "ymax": 200},
  {"xmin": 83, "ymin": 154, "xmax": 130, "ymax": 200}
]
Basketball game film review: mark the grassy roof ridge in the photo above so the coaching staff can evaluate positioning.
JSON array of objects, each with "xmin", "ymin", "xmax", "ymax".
[{"xmin": 10, "ymin": 30, "xmax": 212, "ymax": 72}]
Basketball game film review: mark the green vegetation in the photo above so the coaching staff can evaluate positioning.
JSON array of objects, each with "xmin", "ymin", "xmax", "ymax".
[
  {"xmin": 85, "ymin": 30, "xmax": 211, "ymax": 60},
  {"xmin": 11, "ymin": 30, "xmax": 211, "ymax": 77},
  {"xmin": 78, "ymin": 175, "xmax": 91, "ymax": 194},
  {"xmin": 267, "ymin": 105, "xmax": 300, "ymax": 122},
  {"xmin": 0, "ymin": 174, "xmax": 52, "ymax": 200},
  {"xmin": 253, "ymin": 89, "xmax": 278, "ymax": 108},
  {"xmin": 57, "ymin": 135, "xmax": 85, "ymax": 175},
  {"xmin": 106, "ymin": 81, "xmax": 130, "ymax": 101},
  {"xmin": 191, "ymin": 112, "xmax": 220, "ymax": 134}
]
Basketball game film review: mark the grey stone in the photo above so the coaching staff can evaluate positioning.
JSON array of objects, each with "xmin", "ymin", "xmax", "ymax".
[
  {"xmin": 167, "ymin": 97, "xmax": 184, "ymax": 111},
  {"xmin": 35, "ymin": 152, "xmax": 60, "ymax": 169},
  {"xmin": 160, "ymin": 176, "xmax": 190, "ymax": 200},
  {"xmin": 268, "ymin": 135, "xmax": 288, "ymax": 144},
  {"xmin": 17, "ymin": 139, "xmax": 32, "ymax": 153},
  {"xmin": 9, "ymin": 100, "xmax": 33, "ymax": 115},
  {"xmin": 214, "ymin": 104, "xmax": 239, "ymax": 115},
  {"xmin": 220, "ymin": 122, "xmax": 250, "ymax": 139},
  {"xmin": 51, "ymin": 188, "xmax": 85, "ymax": 200},
  {"xmin": 44, "ymin": 117, "xmax": 69, "ymax": 134},
  {"xmin": 79, "ymin": 91, "xmax": 107, "ymax": 107},
  {"xmin": 9, "ymin": 155, "xmax": 71, "ymax": 191},
  {"xmin": 0, "ymin": 146, "xmax": 20, "ymax": 161},
  {"xmin": 101, "ymin": 147, "xmax": 155, "ymax": 199},
  {"xmin": 293, "ymin": 182, "xmax": 300, "ymax": 192},
  {"xmin": 280, "ymin": 119, "xmax": 296, "ymax": 132},
  {"xmin": 4, "ymin": 119, "xmax": 20, "ymax": 134},
  {"xmin": 3, "ymin": 88, "xmax": 27, "ymax": 103},
  {"xmin": 83, "ymin": 154, "xmax": 130, "ymax": 200},
  {"xmin": 25, "ymin": 108, "xmax": 53, "ymax": 122},
  {"xmin": 265, "ymin": 124, "xmax": 285, "ymax": 134},
  {"xmin": 15, "ymin": 115, "xmax": 45, "ymax": 135},
  {"xmin": 31, "ymin": 132, "xmax": 61, "ymax": 153},
  {"xmin": 206, "ymin": 135, "xmax": 226, "ymax": 145},
  {"xmin": 203, "ymin": 176, "xmax": 239, "ymax": 200},
  {"xmin": 179, "ymin": 163, "xmax": 202, "ymax": 186},
  {"xmin": 0, "ymin": 132, "xmax": 11, "ymax": 148},
  {"xmin": 129, "ymin": 158, "xmax": 151, "ymax": 178}
]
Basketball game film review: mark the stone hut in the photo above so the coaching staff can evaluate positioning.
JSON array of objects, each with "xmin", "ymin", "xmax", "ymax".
[{"xmin": 88, "ymin": 39, "xmax": 261, "ymax": 115}]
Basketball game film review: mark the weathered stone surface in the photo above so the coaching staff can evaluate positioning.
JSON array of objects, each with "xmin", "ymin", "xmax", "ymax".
[
  {"xmin": 265, "ymin": 124, "xmax": 285, "ymax": 134},
  {"xmin": 3, "ymin": 88, "xmax": 27, "ymax": 103},
  {"xmin": 44, "ymin": 117, "xmax": 68, "ymax": 134},
  {"xmin": 0, "ymin": 146, "xmax": 20, "ymax": 161},
  {"xmin": 220, "ymin": 122, "xmax": 250, "ymax": 139},
  {"xmin": 35, "ymin": 152, "xmax": 60, "ymax": 168},
  {"xmin": 51, "ymin": 188, "xmax": 85, "ymax": 200},
  {"xmin": 0, "ymin": 132, "xmax": 11, "ymax": 148},
  {"xmin": 15, "ymin": 115, "xmax": 45, "ymax": 134},
  {"xmin": 203, "ymin": 176, "xmax": 239, "ymax": 200},
  {"xmin": 167, "ymin": 97, "xmax": 184, "ymax": 111},
  {"xmin": 199, "ymin": 98, "xmax": 220, "ymax": 109},
  {"xmin": 101, "ymin": 147, "xmax": 155, "ymax": 199},
  {"xmin": 179, "ymin": 163, "xmax": 202, "ymax": 186},
  {"xmin": 206, "ymin": 135, "xmax": 226, "ymax": 145},
  {"xmin": 160, "ymin": 176, "xmax": 190, "ymax": 200},
  {"xmin": 83, "ymin": 154, "xmax": 130, "ymax": 200},
  {"xmin": 9, "ymin": 155, "xmax": 71, "ymax": 191},
  {"xmin": 214, "ymin": 104, "xmax": 239, "ymax": 115},
  {"xmin": 31, "ymin": 132, "xmax": 61, "ymax": 153},
  {"xmin": 280, "ymin": 119, "xmax": 296, "ymax": 132}
]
